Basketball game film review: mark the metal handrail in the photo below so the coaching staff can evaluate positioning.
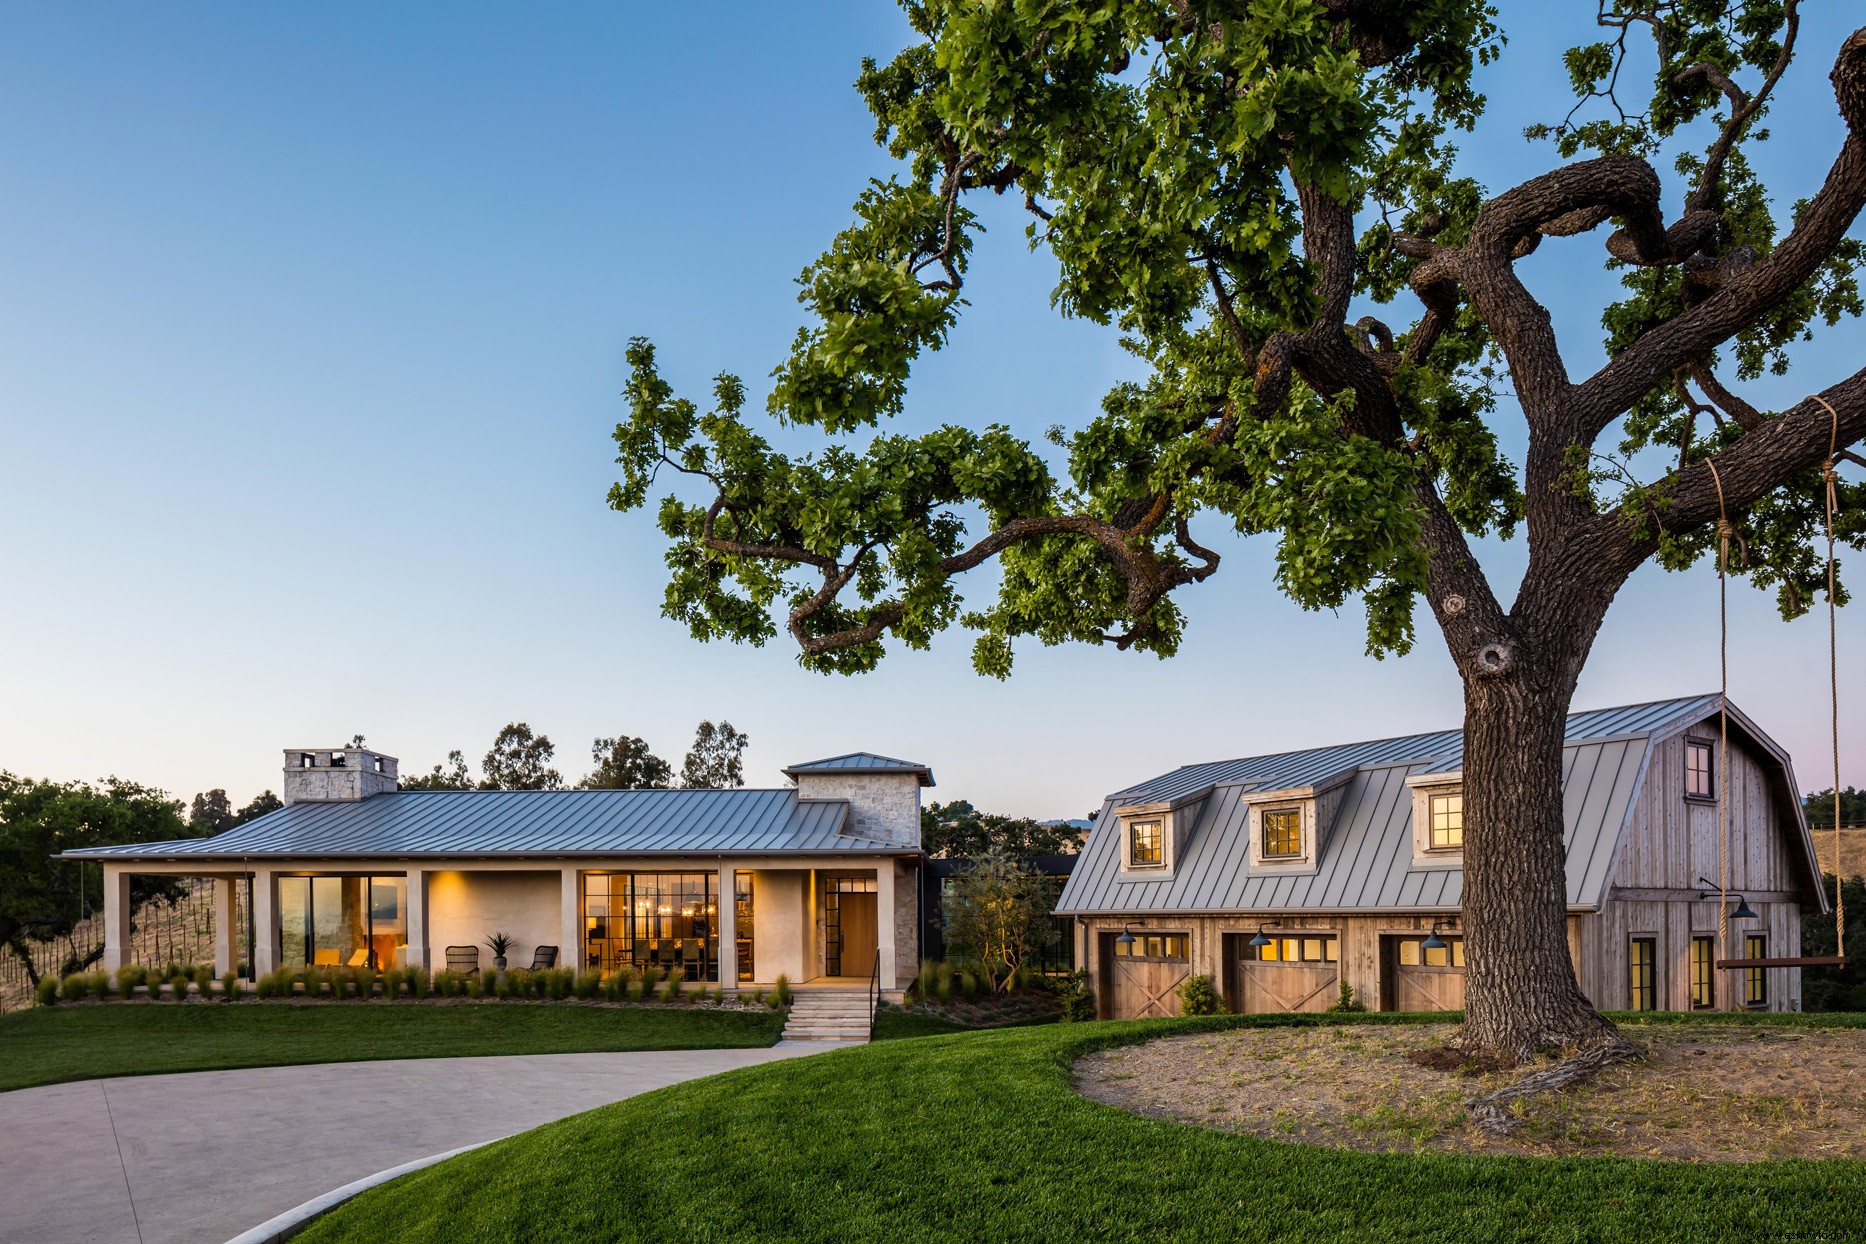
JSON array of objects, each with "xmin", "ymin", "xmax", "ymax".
[{"xmin": 868, "ymin": 952, "xmax": 881, "ymax": 1039}]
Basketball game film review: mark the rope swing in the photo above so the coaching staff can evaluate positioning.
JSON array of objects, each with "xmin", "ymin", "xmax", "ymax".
[{"xmin": 1706, "ymin": 401, "xmax": 1850, "ymax": 974}]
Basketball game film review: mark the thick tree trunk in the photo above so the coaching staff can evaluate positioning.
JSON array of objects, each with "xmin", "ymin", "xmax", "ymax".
[{"xmin": 1458, "ymin": 672, "xmax": 1623, "ymax": 1063}]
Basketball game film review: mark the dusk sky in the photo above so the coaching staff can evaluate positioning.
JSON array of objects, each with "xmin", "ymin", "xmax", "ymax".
[{"xmin": 3, "ymin": 3, "xmax": 1860, "ymax": 817}]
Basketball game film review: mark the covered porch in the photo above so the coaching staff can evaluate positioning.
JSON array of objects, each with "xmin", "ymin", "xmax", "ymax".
[{"xmin": 95, "ymin": 855, "xmax": 916, "ymax": 991}]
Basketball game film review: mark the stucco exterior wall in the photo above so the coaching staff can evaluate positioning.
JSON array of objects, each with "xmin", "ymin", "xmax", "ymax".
[
  {"xmin": 426, "ymin": 870, "xmax": 561, "ymax": 968},
  {"xmin": 751, "ymin": 869, "xmax": 809, "ymax": 983},
  {"xmin": 792, "ymin": 773, "xmax": 921, "ymax": 846}
]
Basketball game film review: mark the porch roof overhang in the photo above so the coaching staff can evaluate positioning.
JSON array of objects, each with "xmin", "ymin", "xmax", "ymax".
[{"xmin": 59, "ymin": 787, "xmax": 914, "ymax": 864}]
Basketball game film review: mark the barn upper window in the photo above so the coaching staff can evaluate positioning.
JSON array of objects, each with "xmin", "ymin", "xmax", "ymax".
[
  {"xmin": 1127, "ymin": 820, "xmax": 1163, "ymax": 869},
  {"xmin": 1261, "ymin": 807, "xmax": 1302, "ymax": 858},
  {"xmin": 1428, "ymin": 791, "xmax": 1464, "ymax": 850},
  {"xmin": 1685, "ymin": 740, "xmax": 1714, "ymax": 799}
]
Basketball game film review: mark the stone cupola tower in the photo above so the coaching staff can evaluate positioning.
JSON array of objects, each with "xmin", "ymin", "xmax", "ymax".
[{"xmin": 282, "ymin": 745, "xmax": 399, "ymax": 805}]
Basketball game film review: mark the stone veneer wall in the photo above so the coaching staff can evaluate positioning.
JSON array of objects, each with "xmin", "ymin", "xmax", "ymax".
[{"xmin": 790, "ymin": 772, "xmax": 921, "ymax": 846}]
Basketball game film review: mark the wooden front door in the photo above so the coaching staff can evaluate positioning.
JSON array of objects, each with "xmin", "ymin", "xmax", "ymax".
[
  {"xmin": 839, "ymin": 893, "xmax": 878, "ymax": 979},
  {"xmin": 1385, "ymin": 934, "xmax": 1466, "ymax": 1011},
  {"xmin": 1236, "ymin": 932, "xmax": 1339, "ymax": 1013},
  {"xmin": 1099, "ymin": 931, "xmax": 1189, "ymax": 1018}
]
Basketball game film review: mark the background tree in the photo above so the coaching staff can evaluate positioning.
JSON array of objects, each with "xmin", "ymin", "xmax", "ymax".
[
  {"xmin": 188, "ymin": 789, "xmax": 235, "ymax": 835},
  {"xmin": 612, "ymin": 3, "xmax": 1866, "ymax": 1063},
  {"xmin": 579, "ymin": 735, "xmax": 674, "ymax": 789},
  {"xmin": 680, "ymin": 720, "xmax": 749, "ymax": 788},
  {"xmin": 233, "ymin": 790, "xmax": 283, "ymax": 823},
  {"xmin": 1804, "ymin": 785, "xmax": 1866, "ymax": 827},
  {"xmin": 939, "ymin": 848, "xmax": 1060, "ymax": 990},
  {"xmin": 922, "ymin": 799, "xmax": 1085, "ymax": 858},
  {"xmin": 481, "ymin": 724, "xmax": 563, "ymax": 791},
  {"xmin": 1802, "ymin": 875, "xmax": 1865, "ymax": 1010},
  {"xmin": 0, "ymin": 774, "xmax": 197, "ymax": 985},
  {"xmin": 401, "ymin": 750, "xmax": 475, "ymax": 791}
]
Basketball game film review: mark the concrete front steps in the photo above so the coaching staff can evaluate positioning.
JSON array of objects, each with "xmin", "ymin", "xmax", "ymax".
[{"xmin": 779, "ymin": 990, "xmax": 874, "ymax": 1043}]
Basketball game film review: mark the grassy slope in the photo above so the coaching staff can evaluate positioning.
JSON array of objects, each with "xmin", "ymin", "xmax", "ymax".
[
  {"xmin": 0, "ymin": 1002, "xmax": 784, "ymax": 1093},
  {"xmin": 301, "ymin": 1012, "xmax": 1866, "ymax": 1244}
]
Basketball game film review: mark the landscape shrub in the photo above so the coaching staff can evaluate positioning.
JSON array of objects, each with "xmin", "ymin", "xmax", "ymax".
[
  {"xmin": 193, "ymin": 966, "xmax": 215, "ymax": 996},
  {"xmin": 753, "ymin": 988, "xmax": 766, "ymax": 1007},
  {"xmin": 574, "ymin": 970, "xmax": 599, "ymax": 1001},
  {"xmin": 933, "ymin": 961, "xmax": 955, "ymax": 1004},
  {"xmin": 168, "ymin": 975, "xmax": 188, "ymax": 1001},
  {"xmin": 496, "ymin": 970, "xmax": 521, "ymax": 1001},
  {"xmin": 60, "ymin": 973, "xmax": 89, "ymax": 1002},
  {"xmin": 430, "ymin": 969, "xmax": 455, "ymax": 998},
  {"xmin": 1325, "ymin": 981, "xmax": 1366, "ymax": 1013},
  {"xmin": 1178, "ymin": 974, "xmax": 1224, "ymax": 1016},
  {"xmin": 661, "ymin": 966, "xmax": 686, "ymax": 1003},
  {"xmin": 479, "ymin": 968, "xmax": 498, "ymax": 996},
  {"xmin": 406, "ymin": 965, "xmax": 430, "ymax": 999},
  {"xmin": 770, "ymin": 974, "xmax": 792, "ymax": 1008},
  {"xmin": 115, "ymin": 964, "xmax": 147, "ymax": 996},
  {"xmin": 634, "ymin": 965, "xmax": 659, "ymax": 1001},
  {"xmin": 36, "ymin": 976, "xmax": 59, "ymax": 1006},
  {"xmin": 1056, "ymin": 971, "xmax": 1095, "ymax": 1023},
  {"xmin": 466, "ymin": 973, "xmax": 485, "ymax": 999},
  {"xmin": 957, "ymin": 967, "xmax": 980, "ymax": 1002},
  {"xmin": 381, "ymin": 967, "xmax": 403, "ymax": 999},
  {"xmin": 603, "ymin": 968, "xmax": 629, "ymax": 1001},
  {"xmin": 548, "ymin": 968, "xmax": 574, "ymax": 1000},
  {"xmin": 220, "ymin": 970, "xmax": 240, "ymax": 1000}
]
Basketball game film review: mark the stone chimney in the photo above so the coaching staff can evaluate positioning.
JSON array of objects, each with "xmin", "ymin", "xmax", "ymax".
[{"xmin": 282, "ymin": 746, "xmax": 398, "ymax": 805}]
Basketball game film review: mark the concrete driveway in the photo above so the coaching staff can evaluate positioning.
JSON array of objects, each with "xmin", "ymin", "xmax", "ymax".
[{"xmin": 0, "ymin": 1045, "xmax": 838, "ymax": 1244}]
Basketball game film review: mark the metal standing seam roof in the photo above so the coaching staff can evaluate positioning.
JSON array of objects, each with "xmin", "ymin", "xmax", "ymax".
[
  {"xmin": 1057, "ymin": 694, "xmax": 1748, "ymax": 916},
  {"xmin": 783, "ymin": 752, "xmax": 936, "ymax": 786},
  {"xmin": 61, "ymin": 787, "xmax": 915, "ymax": 862}
]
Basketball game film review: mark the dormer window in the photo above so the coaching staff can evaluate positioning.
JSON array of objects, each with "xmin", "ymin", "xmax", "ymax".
[
  {"xmin": 1428, "ymin": 791, "xmax": 1463, "ymax": 849},
  {"xmin": 1128, "ymin": 820, "xmax": 1164, "ymax": 868},
  {"xmin": 1262, "ymin": 808, "xmax": 1302, "ymax": 859}
]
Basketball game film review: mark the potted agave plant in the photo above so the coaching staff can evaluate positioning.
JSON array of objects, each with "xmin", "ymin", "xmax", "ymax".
[{"xmin": 486, "ymin": 931, "xmax": 514, "ymax": 971}]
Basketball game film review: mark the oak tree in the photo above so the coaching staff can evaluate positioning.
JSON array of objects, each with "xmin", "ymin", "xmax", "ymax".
[
  {"xmin": 680, "ymin": 720, "xmax": 750, "ymax": 789},
  {"xmin": 580, "ymin": 735, "xmax": 675, "ymax": 789},
  {"xmin": 611, "ymin": 2, "xmax": 1866, "ymax": 1061},
  {"xmin": 480, "ymin": 724, "xmax": 564, "ymax": 791}
]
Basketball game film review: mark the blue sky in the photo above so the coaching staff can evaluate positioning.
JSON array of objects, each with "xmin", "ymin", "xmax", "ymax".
[{"xmin": 1, "ymin": 3, "xmax": 1859, "ymax": 815}]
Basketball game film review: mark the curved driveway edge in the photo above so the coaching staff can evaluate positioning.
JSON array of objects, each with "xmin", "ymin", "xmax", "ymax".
[{"xmin": 0, "ymin": 1045, "xmax": 850, "ymax": 1244}]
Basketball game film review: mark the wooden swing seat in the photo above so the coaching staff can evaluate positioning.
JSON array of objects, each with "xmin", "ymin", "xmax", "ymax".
[{"xmin": 1715, "ymin": 956, "xmax": 1849, "ymax": 969}]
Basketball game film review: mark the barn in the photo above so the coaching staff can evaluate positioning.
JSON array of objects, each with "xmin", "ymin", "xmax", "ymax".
[{"xmin": 1055, "ymin": 696, "xmax": 1828, "ymax": 1018}]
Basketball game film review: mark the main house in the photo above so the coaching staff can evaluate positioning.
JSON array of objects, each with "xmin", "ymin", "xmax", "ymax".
[
  {"xmin": 66, "ymin": 749, "xmax": 934, "ymax": 994},
  {"xmin": 1057, "ymin": 696, "xmax": 1829, "ymax": 1018}
]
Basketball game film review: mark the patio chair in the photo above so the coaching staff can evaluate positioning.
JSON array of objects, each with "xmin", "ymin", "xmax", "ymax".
[
  {"xmin": 346, "ymin": 949, "xmax": 370, "ymax": 968},
  {"xmin": 529, "ymin": 945, "xmax": 558, "ymax": 970},
  {"xmin": 445, "ymin": 945, "xmax": 480, "ymax": 975}
]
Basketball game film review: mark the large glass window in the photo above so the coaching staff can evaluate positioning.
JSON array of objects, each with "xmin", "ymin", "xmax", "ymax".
[
  {"xmin": 734, "ymin": 871, "xmax": 754, "ymax": 983},
  {"xmin": 277, "ymin": 875, "xmax": 406, "ymax": 969},
  {"xmin": 1261, "ymin": 808, "xmax": 1302, "ymax": 858},
  {"xmin": 1685, "ymin": 740, "xmax": 1715, "ymax": 799},
  {"xmin": 1691, "ymin": 936, "xmax": 1715, "ymax": 1009},
  {"xmin": 582, "ymin": 872, "xmax": 718, "ymax": 981},
  {"xmin": 1745, "ymin": 934, "xmax": 1768, "ymax": 1007},
  {"xmin": 1629, "ymin": 936, "xmax": 1657, "ymax": 1011},
  {"xmin": 1429, "ymin": 792, "xmax": 1464, "ymax": 849},
  {"xmin": 1127, "ymin": 820, "xmax": 1163, "ymax": 868}
]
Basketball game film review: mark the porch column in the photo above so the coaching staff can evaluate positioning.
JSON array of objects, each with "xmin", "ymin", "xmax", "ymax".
[
  {"xmin": 403, "ymin": 868, "xmax": 427, "ymax": 968},
  {"xmin": 252, "ymin": 869, "xmax": 279, "ymax": 976},
  {"xmin": 102, "ymin": 864, "xmax": 131, "ymax": 972},
  {"xmin": 560, "ymin": 867, "xmax": 581, "ymax": 973},
  {"xmin": 716, "ymin": 863, "xmax": 737, "ymax": 991},
  {"xmin": 213, "ymin": 877, "xmax": 238, "ymax": 975},
  {"xmin": 876, "ymin": 859, "xmax": 897, "ymax": 992}
]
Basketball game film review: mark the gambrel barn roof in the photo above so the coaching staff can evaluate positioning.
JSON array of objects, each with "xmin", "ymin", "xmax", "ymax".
[{"xmin": 1056, "ymin": 695, "xmax": 1824, "ymax": 916}]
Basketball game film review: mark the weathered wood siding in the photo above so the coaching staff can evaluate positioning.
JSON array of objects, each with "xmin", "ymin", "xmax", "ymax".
[{"xmin": 1592, "ymin": 730, "xmax": 1803, "ymax": 1012}]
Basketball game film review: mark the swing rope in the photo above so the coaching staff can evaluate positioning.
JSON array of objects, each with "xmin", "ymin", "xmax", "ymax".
[
  {"xmin": 1707, "ymin": 458, "xmax": 1735, "ymax": 965},
  {"xmin": 1812, "ymin": 395, "xmax": 1847, "ymax": 958}
]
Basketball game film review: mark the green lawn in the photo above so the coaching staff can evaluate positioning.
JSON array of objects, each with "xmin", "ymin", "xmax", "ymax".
[
  {"xmin": 300, "ymin": 1012, "xmax": 1866, "ymax": 1244},
  {"xmin": 870, "ymin": 1005, "xmax": 1058, "ymax": 1041},
  {"xmin": 0, "ymin": 1001, "xmax": 785, "ymax": 1093}
]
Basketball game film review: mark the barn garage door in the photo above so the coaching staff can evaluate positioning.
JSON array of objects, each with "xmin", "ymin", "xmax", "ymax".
[
  {"xmin": 1236, "ymin": 933, "xmax": 1339, "ymax": 1013},
  {"xmin": 1100, "ymin": 932, "xmax": 1190, "ymax": 1018},
  {"xmin": 1386, "ymin": 935, "xmax": 1466, "ymax": 1011}
]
